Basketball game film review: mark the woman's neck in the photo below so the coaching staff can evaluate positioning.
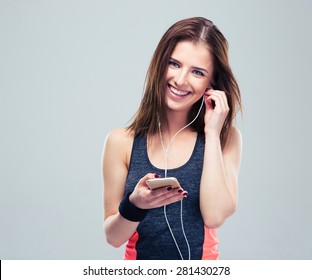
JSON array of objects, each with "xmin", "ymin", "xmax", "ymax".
[{"xmin": 162, "ymin": 109, "xmax": 190, "ymax": 136}]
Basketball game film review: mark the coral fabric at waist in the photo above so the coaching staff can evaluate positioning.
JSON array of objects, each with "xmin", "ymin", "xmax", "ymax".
[{"xmin": 123, "ymin": 227, "xmax": 219, "ymax": 260}]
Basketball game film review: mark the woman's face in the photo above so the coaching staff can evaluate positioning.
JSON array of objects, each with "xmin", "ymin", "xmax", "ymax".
[{"xmin": 164, "ymin": 40, "xmax": 213, "ymax": 113}]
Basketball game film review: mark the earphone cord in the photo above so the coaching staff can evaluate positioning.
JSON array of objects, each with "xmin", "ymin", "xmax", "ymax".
[{"xmin": 158, "ymin": 97, "xmax": 205, "ymax": 260}]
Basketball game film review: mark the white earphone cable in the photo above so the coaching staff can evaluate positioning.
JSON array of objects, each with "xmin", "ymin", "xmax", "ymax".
[{"xmin": 158, "ymin": 96, "xmax": 204, "ymax": 260}]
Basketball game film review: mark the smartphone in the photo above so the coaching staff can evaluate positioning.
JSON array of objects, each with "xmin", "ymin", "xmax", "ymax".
[{"xmin": 146, "ymin": 177, "xmax": 181, "ymax": 190}]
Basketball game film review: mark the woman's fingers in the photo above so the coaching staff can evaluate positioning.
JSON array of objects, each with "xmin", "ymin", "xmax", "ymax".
[
  {"xmin": 130, "ymin": 174, "xmax": 188, "ymax": 209},
  {"xmin": 205, "ymin": 89, "xmax": 229, "ymax": 112},
  {"xmin": 148, "ymin": 187, "xmax": 187, "ymax": 208},
  {"xmin": 204, "ymin": 89, "xmax": 229, "ymax": 135}
]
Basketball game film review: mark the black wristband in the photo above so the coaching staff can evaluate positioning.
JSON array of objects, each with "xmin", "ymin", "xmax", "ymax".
[{"xmin": 119, "ymin": 192, "xmax": 149, "ymax": 222}]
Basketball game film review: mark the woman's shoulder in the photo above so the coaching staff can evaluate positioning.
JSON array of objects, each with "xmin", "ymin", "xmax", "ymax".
[
  {"xmin": 229, "ymin": 126, "xmax": 242, "ymax": 143},
  {"xmin": 104, "ymin": 128, "xmax": 135, "ymax": 165},
  {"xmin": 223, "ymin": 126, "xmax": 242, "ymax": 158},
  {"xmin": 106, "ymin": 127, "xmax": 134, "ymax": 142},
  {"xmin": 104, "ymin": 128, "xmax": 135, "ymax": 150}
]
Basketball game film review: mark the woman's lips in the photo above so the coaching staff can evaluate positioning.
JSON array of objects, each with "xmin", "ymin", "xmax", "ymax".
[{"xmin": 168, "ymin": 84, "xmax": 191, "ymax": 97}]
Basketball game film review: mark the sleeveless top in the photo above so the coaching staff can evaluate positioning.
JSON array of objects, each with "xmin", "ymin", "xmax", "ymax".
[{"xmin": 124, "ymin": 134, "xmax": 219, "ymax": 260}]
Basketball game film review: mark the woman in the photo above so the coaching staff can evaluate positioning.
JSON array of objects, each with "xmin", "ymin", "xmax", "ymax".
[{"xmin": 102, "ymin": 17, "xmax": 242, "ymax": 260}]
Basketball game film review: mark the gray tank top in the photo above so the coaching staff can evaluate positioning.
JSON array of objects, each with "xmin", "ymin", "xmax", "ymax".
[{"xmin": 124, "ymin": 133, "xmax": 218, "ymax": 259}]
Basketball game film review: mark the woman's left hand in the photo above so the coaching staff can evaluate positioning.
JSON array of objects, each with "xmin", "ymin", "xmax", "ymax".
[{"xmin": 204, "ymin": 89, "xmax": 229, "ymax": 136}]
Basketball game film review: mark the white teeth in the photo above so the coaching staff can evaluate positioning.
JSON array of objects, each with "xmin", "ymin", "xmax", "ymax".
[{"xmin": 169, "ymin": 85, "xmax": 189, "ymax": 96}]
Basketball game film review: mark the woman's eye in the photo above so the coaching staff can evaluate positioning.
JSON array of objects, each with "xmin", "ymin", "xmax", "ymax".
[
  {"xmin": 169, "ymin": 61, "xmax": 179, "ymax": 68},
  {"xmin": 193, "ymin": 70, "xmax": 204, "ymax": 77}
]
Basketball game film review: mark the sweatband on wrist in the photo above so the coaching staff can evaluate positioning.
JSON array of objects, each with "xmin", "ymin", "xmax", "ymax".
[{"xmin": 119, "ymin": 192, "xmax": 149, "ymax": 222}]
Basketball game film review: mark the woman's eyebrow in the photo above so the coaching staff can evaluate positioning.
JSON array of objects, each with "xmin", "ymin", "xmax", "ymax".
[{"xmin": 169, "ymin": 57, "xmax": 209, "ymax": 74}]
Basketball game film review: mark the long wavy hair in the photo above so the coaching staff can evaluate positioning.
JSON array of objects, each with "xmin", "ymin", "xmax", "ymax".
[{"xmin": 127, "ymin": 17, "xmax": 242, "ymax": 149}]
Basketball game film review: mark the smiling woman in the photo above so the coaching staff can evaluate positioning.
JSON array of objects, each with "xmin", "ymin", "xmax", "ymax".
[
  {"xmin": 102, "ymin": 17, "xmax": 242, "ymax": 260},
  {"xmin": 165, "ymin": 41, "xmax": 213, "ymax": 113}
]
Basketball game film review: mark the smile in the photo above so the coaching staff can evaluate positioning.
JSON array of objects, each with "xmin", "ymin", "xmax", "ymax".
[{"xmin": 168, "ymin": 85, "xmax": 191, "ymax": 97}]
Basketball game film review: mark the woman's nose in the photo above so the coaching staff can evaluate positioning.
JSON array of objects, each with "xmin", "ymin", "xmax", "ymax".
[{"xmin": 175, "ymin": 69, "xmax": 189, "ymax": 88}]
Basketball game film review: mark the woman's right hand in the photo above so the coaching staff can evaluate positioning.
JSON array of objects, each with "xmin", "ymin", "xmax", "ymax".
[{"xmin": 129, "ymin": 173, "xmax": 188, "ymax": 209}]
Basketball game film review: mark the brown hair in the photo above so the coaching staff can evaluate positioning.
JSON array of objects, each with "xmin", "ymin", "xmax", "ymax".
[{"xmin": 127, "ymin": 17, "xmax": 242, "ymax": 149}]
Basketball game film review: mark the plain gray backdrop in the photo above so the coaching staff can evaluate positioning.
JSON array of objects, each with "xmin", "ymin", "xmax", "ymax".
[{"xmin": 1, "ymin": 0, "xmax": 311, "ymax": 260}]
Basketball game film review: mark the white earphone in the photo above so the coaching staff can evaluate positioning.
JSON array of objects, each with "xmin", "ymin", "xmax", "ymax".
[{"xmin": 158, "ymin": 96, "xmax": 205, "ymax": 260}]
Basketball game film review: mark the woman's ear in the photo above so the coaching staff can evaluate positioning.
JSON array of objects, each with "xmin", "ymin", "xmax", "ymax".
[
  {"xmin": 205, "ymin": 84, "xmax": 213, "ymax": 92},
  {"xmin": 209, "ymin": 77, "xmax": 216, "ymax": 89}
]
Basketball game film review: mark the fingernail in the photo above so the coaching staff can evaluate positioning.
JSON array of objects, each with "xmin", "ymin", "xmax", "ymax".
[
  {"xmin": 155, "ymin": 174, "xmax": 161, "ymax": 178},
  {"xmin": 167, "ymin": 186, "xmax": 172, "ymax": 191}
]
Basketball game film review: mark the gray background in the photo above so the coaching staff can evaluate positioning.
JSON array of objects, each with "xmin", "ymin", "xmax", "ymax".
[{"xmin": 1, "ymin": 0, "xmax": 311, "ymax": 260}]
